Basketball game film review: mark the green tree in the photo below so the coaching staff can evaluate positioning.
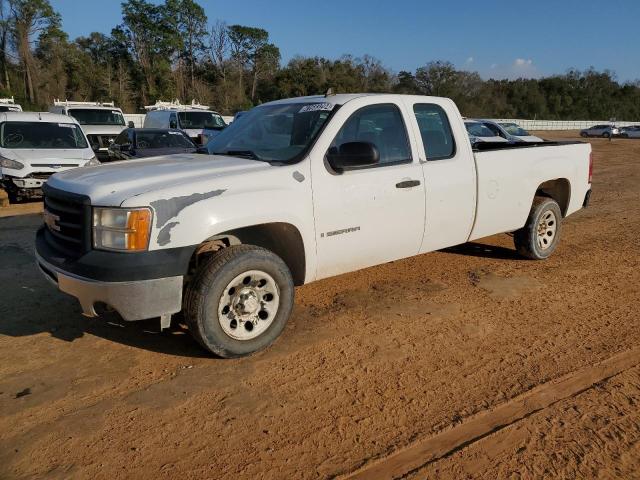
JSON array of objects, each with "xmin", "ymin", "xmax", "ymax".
[
  {"xmin": 8, "ymin": 0, "xmax": 60, "ymax": 104},
  {"xmin": 165, "ymin": 0, "xmax": 207, "ymax": 98}
]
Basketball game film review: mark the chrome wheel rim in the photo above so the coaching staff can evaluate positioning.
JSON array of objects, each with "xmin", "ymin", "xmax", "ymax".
[
  {"xmin": 537, "ymin": 209, "xmax": 557, "ymax": 250},
  {"xmin": 218, "ymin": 270, "xmax": 280, "ymax": 340}
]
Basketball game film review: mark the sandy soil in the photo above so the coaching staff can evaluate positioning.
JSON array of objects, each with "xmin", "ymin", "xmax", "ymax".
[{"xmin": 0, "ymin": 132, "xmax": 639, "ymax": 479}]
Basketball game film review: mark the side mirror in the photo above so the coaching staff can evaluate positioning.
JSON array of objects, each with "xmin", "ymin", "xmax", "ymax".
[
  {"xmin": 326, "ymin": 141, "xmax": 380, "ymax": 172},
  {"xmin": 169, "ymin": 120, "xmax": 178, "ymax": 129},
  {"xmin": 127, "ymin": 121, "xmax": 135, "ymax": 128}
]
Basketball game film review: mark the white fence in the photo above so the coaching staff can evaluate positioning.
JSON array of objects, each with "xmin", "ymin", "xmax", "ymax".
[
  {"xmin": 123, "ymin": 113, "xmax": 638, "ymax": 131},
  {"xmin": 491, "ymin": 118, "xmax": 638, "ymax": 131}
]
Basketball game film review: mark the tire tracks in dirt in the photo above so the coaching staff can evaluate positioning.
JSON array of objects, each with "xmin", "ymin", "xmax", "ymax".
[{"xmin": 340, "ymin": 346, "xmax": 640, "ymax": 480}]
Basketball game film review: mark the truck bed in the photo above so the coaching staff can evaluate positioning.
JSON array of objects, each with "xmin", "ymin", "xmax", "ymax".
[{"xmin": 469, "ymin": 141, "xmax": 592, "ymax": 241}]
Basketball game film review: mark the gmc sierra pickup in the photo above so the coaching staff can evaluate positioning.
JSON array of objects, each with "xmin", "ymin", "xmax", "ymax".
[{"xmin": 35, "ymin": 94, "xmax": 593, "ymax": 357}]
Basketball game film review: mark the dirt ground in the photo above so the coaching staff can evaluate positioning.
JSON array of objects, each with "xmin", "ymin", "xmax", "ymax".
[{"xmin": 0, "ymin": 131, "xmax": 639, "ymax": 479}]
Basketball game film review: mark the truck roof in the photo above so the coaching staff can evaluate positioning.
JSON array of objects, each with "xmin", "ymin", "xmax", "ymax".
[
  {"xmin": 260, "ymin": 93, "xmax": 459, "ymax": 109},
  {"xmin": 0, "ymin": 111, "xmax": 79, "ymax": 123},
  {"xmin": 262, "ymin": 93, "xmax": 378, "ymax": 108}
]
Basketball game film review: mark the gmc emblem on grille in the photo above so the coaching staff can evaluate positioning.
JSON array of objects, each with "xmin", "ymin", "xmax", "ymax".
[{"xmin": 43, "ymin": 209, "xmax": 60, "ymax": 232}]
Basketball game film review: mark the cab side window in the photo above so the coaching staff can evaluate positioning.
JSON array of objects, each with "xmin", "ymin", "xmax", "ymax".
[
  {"xmin": 330, "ymin": 104, "xmax": 411, "ymax": 166},
  {"xmin": 413, "ymin": 104, "xmax": 456, "ymax": 161}
]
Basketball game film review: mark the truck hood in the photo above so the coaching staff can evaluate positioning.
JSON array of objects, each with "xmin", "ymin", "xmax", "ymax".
[
  {"xmin": 46, "ymin": 153, "xmax": 269, "ymax": 206},
  {"xmin": 80, "ymin": 125, "xmax": 127, "ymax": 136},
  {"xmin": 1, "ymin": 148, "xmax": 93, "ymax": 164},
  {"xmin": 514, "ymin": 135, "xmax": 544, "ymax": 142}
]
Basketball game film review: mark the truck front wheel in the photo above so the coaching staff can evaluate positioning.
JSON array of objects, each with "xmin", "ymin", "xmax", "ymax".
[
  {"xmin": 514, "ymin": 197, "xmax": 563, "ymax": 260},
  {"xmin": 185, "ymin": 245, "xmax": 295, "ymax": 357}
]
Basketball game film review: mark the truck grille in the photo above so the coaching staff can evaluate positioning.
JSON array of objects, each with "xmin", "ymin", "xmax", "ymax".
[{"xmin": 42, "ymin": 184, "xmax": 91, "ymax": 258}]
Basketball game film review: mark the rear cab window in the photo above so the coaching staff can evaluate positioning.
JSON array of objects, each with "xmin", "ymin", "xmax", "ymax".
[{"xmin": 413, "ymin": 104, "xmax": 456, "ymax": 160}]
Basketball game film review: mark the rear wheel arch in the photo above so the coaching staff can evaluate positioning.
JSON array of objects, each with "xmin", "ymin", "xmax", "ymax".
[{"xmin": 535, "ymin": 178, "xmax": 571, "ymax": 217}]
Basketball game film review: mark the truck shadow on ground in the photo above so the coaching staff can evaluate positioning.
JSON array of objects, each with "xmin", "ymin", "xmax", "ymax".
[
  {"xmin": 0, "ymin": 216, "xmax": 521, "ymax": 359},
  {"xmin": 441, "ymin": 241, "xmax": 522, "ymax": 261}
]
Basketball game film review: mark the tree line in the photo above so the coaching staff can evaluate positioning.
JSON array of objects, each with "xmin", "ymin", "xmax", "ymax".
[{"xmin": 1, "ymin": 0, "xmax": 639, "ymax": 120}]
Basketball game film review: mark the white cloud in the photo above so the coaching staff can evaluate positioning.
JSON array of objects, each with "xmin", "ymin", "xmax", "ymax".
[
  {"xmin": 465, "ymin": 56, "xmax": 474, "ymax": 64},
  {"xmin": 514, "ymin": 58, "xmax": 533, "ymax": 67},
  {"xmin": 482, "ymin": 58, "xmax": 539, "ymax": 80}
]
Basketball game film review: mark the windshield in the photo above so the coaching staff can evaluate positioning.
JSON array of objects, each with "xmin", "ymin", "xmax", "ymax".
[
  {"xmin": 69, "ymin": 108, "xmax": 125, "ymax": 126},
  {"xmin": 136, "ymin": 131, "xmax": 195, "ymax": 149},
  {"xmin": 0, "ymin": 121, "xmax": 88, "ymax": 149},
  {"xmin": 178, "ymin": 111, "xmax": 226, "ymax": 130},
  {"xmin": 207, "ymin": 102, "xmax": 335, "ymax": 162},
  {"xmin": 499, "ymin": 123, "xmax": 530, "ymax": 136},
  {"xmin": 465, "ymin": 122, "xmax": 496, "ymax": 137}
]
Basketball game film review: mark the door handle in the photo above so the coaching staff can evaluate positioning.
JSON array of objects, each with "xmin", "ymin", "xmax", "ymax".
[{"xmin": 396, "ymin": 179, "xmax": 421, "ymax": 189}]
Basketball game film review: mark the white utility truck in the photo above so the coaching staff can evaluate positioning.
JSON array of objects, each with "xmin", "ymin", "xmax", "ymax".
[
  {"xmin": 35, "ymin": 94, "xmax": 593, "ymax": 357},
  {"xmin": 49, "ymin": 100, "xmax": 126, "ymax": 160},
  {"xmin": 0, "ymin": 112, "xmax": 98, "ymax": 201},
  {"xmin": 0, "ymin": 96, "xmax": 22, "ymax": 112},
  {"xmin": 143, "ymin": 100, "xmax": 227, "ymax": 145}
]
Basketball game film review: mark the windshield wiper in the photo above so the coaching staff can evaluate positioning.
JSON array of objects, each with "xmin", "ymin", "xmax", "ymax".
[{"xmin": 214, "ymin": 150, "xmax": 263, "ymax": 161}]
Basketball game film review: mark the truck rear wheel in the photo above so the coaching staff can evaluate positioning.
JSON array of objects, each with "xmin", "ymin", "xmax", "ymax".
[
  {"xmin": 514, "ymin": 197, "xmax": 563, "ymax": 260},
  {"xmin": 184, "ymin": 245, "xmax": 295, "ymax": 358}
]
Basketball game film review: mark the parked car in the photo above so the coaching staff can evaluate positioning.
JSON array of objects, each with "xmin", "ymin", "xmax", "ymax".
[
  {"xmin": 0, "ymin": 112, "xmax": 99, "ymax": 202},
  {"xmin": 464, "ymin": 120, "xmax": 509, "ymax": 144},
  {"xmin": 49, "ymin": 100, "xmax": 127, "ymax": 160},
  {"xmin": 0, "ymin": 96, "xmax": 22, "ymax": 112},
  {"xmin": 495, "ymin": 121, "xmax": 543, "ymax": 142},
  {"xmin": 619, "ymin": 126, "xmax": 640, "ymax": 138},
  {"xmin": 107, "ymin": 128, "xmax": 198, "ymax": 161},
  {"xmin": 580, "ymin": 124, "xmax": 619, "ymax": 138},
  {"xmin": 36, "ymin": 94, "xmax": 592, "ymax": 357},
  {"xmin": 143, "ymin": 100, "xmax": 227, "ymax": 145}
]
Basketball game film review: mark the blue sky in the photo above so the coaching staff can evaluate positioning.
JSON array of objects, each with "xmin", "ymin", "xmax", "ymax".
[{"xmin": 51, "ymin": 0, "xmax": 640, "ymax": 82}]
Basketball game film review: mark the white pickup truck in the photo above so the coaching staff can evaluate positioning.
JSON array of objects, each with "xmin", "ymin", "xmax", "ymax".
[{"xmin": 35, "ymin": 94, "xmax": 592, "ymax": 357}]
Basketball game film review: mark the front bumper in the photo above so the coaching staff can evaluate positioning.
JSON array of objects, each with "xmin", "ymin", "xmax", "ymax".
[
  {"xmin": 36, "ymin": 251, "xmax": 183, "ymax": 321},
  {"xmin": 1, "ymin": 174, "xmax": 50, "ymax": 199}
]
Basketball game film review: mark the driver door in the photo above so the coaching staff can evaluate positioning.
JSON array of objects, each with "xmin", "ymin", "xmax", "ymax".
[{"xmin": 310, "ymin": 100, "xmax": 426, "ymax": 280}]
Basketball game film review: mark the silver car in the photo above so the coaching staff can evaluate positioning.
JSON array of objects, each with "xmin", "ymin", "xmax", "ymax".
[
  {"xmin": 619, "ymin": 126, "xmax": 640, "ymax": 138},
  {"xmin": 580, "ymin": 124, "xmax": 619, "ymax": 138}
]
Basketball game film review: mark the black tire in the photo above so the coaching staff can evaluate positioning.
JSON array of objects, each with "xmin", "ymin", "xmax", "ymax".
[
  {"xmin": 514, "ymin": 197, "xmax": 563, "ymax": 260},
  {"xmin": 602, "ymin": 132, "xmax": 610, "ymax": 138},
  {"xmin": 184, "ymin": 245, "xmax": 294, "ymax": 358},
  {"xmin": 580, "ymin": 132, "xmax": 588, "ymax": 138}
]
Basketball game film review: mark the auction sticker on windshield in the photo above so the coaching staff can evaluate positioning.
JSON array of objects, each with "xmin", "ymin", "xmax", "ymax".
[
  {"xmin": 58, "ymin": 123, "xmax": 76, "ymax": 128},
  {"xmin": 299, "ymin": 103, "xmax": 333, "ymax": 113}
]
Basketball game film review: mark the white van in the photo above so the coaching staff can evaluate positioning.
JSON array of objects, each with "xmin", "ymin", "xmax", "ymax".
[
  {"xmin": 49, "ymin": 100, "xmax": 126, "ymax": 160},
  {"xmin": 0, "ymin": 97, "xmax": 22, "ymax": 112},
  {"xmin": 143, "ymin": 100, "xmax": 227, "ymax": 145},
  {"xmin": 0, "ymin": 112, "xmax": 99, "ymax": 202}
]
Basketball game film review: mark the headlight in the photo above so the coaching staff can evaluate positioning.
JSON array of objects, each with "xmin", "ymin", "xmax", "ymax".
[
  {"xmin": 93, "ymin": 207, "xmax": 152, "ymax": 252},
  {"xmin": 85, "ymin": 155, "xmax": 101, "ymax": 167},
  {"xmin": 0, "ymin": 157, "xmax": 24, "ymax": 170}
]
